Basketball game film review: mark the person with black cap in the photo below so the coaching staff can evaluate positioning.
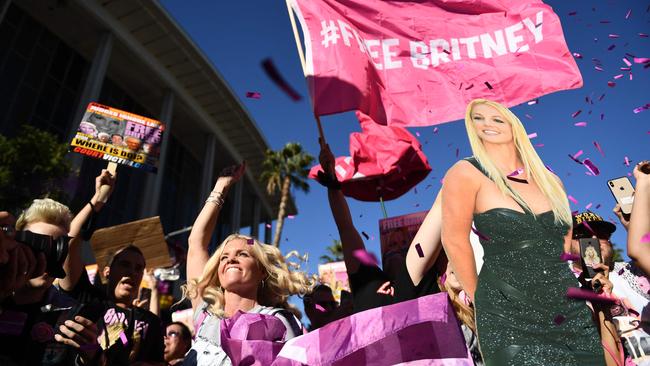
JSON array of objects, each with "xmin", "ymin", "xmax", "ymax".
[{"xmin": 573, "ymin": 210, "xmax": 650, "ymax": 366}]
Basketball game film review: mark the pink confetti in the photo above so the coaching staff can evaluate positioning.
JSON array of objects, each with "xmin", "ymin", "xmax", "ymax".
[
  {"xmin": 574, "ymin": 122, "xmax": 587, "ymax": 127},
  {"xmin": 568, "ymin": 195, "xmax": 578, "ymax": 205},
  {"xmin": 265, "ymin": 223, "xmax": 272, "ymax": 228},
  {"xmin": 525, "ymin": 114, "xmax": 533, "ymax": 120},
  {"xmin": 573, "ymin": 150, "xmax": 584, "ymax": 158},
  {"xmin": 593, "ymin": 141, "xmax": 605, "ymax": 157},
  {"xmin": 607, "ymin": 81, "xmax": 616, "ymax": 87},
  {"xmin": 433, "ymin": 127, "xmax": 439, "ymax": 134},
  {"xmin": 507, "ymin": 168, "xmax": 524, "ymax": 177},
  {"xmin": 415, "ymin": 131, "xmax": 421, "ymax": 137},
  {"xmin": 314, "ymin": 304, "xmax": 326, "ymax": 312},
  {"xmin": 471, "ymin": 226, "xmax": 490, "ymax": 241},
  {"xmin": 527, "ymin": 132, "xmax": 538, "ymax": 139},
  {"xmin": 585, "ymin": 203, "xmax": 593, "ymax": 210},
  {"xmin": 625, "ymin": 156, "xmax": 630, "ymax": 166},
  {"xmin": 641, "ymin": 233, "xmax": 650, "ymax": 243},
  {"xmin": 583, "ymin": 159, "xmax": 600, "ymax": 176},
  {"xmin": 633, "ymin": 104, "xmax": 650, "ymax": 113},
  {"xmin": 594, "ymin": 65, "xmax": 604, "ymax": 71},
  {"xmin": 613, "ymin": 74, "xmax": 623, "ymax": 79},
  {"xmin": 572, "ymin": 52, "xmax": 583, "ymax": 59},
  {"xmin": 287, "ymin": 215, "xmax": 295, "ymax": 219},
  {"xmin": 623, "ymin": 58, "xmax": 632, "ymax": 67},
  {"xmin": 639, "ymin": 33, "xmax": 649, "ymax": 38},
  {"xmin": 625, "ymin": 9, "xmax": 632, "ymax": 19},
  {"xmin": 560, "ymin": 253, "xmax": 581, "ymax": 262},
  {"xmin": 566, "ymin": 288, "xmax": 617, "ymax": 305},
  {"xmin": 119, "ymin": 331, "xmax": 129, "ymax": 346},
  {"xmin": 608, "ymin": 34, "xmax": 620, "ymax": 38},
  {"xmin": 534, "ymin": 143, "xmax": 544, "ymax": 147},
  {"xmin": 352, "ymin": 249, "xmax": 378, "ymax": 267},
  {"xmin": 415, "ymin": 243, "xmax": 425, "ymax": 258},
  {"xmin": 545, "ymin": 165, "xmax": 555, "ymax": 173},
  {"xmin": 571, "ymin": 110, "xmax": 582, "ymax": 118},
  {"xmin": 527, "ymin": 99, "xmax": 538, "ymax": 105},
  {"xmin": 634, "ymin": 57, "xmax": 650, "ymax": 63},
  {"xmin": 245, "ymin": 91, "xmax": 261, "ymax": 99}
]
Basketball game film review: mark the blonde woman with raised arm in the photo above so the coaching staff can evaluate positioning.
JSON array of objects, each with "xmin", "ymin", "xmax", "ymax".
[
  {"xmin": 182, "ymin": 163, "xmax": 313, "ymax": 366},
  {"xmin": 441, "ymin": 99, "xmax": 605, "ymax": 366}
]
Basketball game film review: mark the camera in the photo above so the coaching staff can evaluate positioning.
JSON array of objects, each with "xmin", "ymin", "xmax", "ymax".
[{"xmin": 15, "ymin": 230, "xmax": 70, "ymax": 278}]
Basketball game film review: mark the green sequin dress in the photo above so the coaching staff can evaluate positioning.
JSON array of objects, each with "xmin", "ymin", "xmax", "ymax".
[{"xmin": 465, "ymin": 158, "xmax": 604, "ymax": 366}]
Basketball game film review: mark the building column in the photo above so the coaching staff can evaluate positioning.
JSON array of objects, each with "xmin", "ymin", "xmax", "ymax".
[
  {"xmin": 200, "ymin": 135, "xmax": 217, "ymax": 199},
  {"xmin": 264, "ymin": 220, "xmax": 272, "ymax": 244},
  {"xmin": 141, "ymin": 90, "xmax": 174, "ymax": 217},
  {"xmin": 250, "ymin": 199, "xmax": 261, "ymax": 238},
  {"xmin": 0, "ymin": 0, "xmax": 11, "ymax": 26},
  {"xmin": 230, "ymin": 180, "xmax": 243, "ymax": 233},
  {"xmin": 67, "ymin": 32, "xmax": 113, "ymax": 142}
]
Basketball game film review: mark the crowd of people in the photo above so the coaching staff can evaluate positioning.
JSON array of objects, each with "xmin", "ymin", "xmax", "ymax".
[{"xmin": 0, "ymin": 99, "xmax": 648, "ymax": 365}]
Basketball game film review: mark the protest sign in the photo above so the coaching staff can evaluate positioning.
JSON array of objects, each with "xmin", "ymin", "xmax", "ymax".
[
  {"xmin": 379, "ymin": 210, "xmax": 428, "ymax": 260},
  {"xmin": 317, "ymin": 261, "xmax": 350, "ymax": 302},
  {"xmin": 90, "ymin": 216, "xmax": 172, "ymax": 283},
  {"xmin": 70, "ymin": 102, "xmax": 164, "ymax": 172},
  {"xmin": 289, "ymin": 0, "xmax": 582, "ymax": 126}
]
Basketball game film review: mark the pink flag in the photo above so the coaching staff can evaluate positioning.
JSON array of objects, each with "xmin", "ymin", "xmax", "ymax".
[
  {"xmin": 309, "ymin": 111, "xmax": 431, "ymax": 201},
  {"xmin": 290, "ymin": 0, "xmax": 582, "ymax": 126}
]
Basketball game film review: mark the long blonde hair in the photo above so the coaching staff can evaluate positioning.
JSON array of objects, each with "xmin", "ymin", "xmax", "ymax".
[
  {"xmin": 464, "ymin": 99, "xmax": 571, "ymax": 226},
  {"xmin": 439, "ymin": 276, "xmax": 476, "ymax": 333},
  {"xmin": 182, "ymin": 234, "xmax": 314, "ymax": 318}
]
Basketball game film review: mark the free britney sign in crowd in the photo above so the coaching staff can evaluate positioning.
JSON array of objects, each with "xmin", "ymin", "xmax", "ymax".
[{"xmin": 0, "ymin": 0, "xmax": 648, "ymax": 365}]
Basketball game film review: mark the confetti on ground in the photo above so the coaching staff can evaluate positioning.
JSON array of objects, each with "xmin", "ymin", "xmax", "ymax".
[
  {"xmin": 593, "ymin": 141, "xmax": 605, "ymax": 157},
  {"xmin": 560, "ymin": 253, "xmax": 581, "ymax": 262},
  {"xmin": 553, "ymin": 314, "xmax": 566, "ymax": 325},
  {"xmin": 527, "ymin": 132, "xmax": 537, "ymax": 139},
  {"xmin": 245, "ymin": 91, "xmax": 261, "ymax": 99},
  {"xmin": 361, "ymin": 231, "xmax": 370, "ymax": 240},
  {"xmin": 568, "ymin": 195, "xmax": 578, "ymax": 205},
  {"xmin": 415, "ymin": 243, "xmax": 425, "ymax": 258},
  {"xmin": 571, "ymin": 110, "xmax": 582, "ymax": 118},
  {"xmin": 583, "ymin": 159, "xmax": 600, "ymax": 175},
  {"xmin": 574, "ymin": 122, "xmax": 587, "ymax": 127},
  {"xmin": 353, "ymin": 249, "xmax": 378, "ymax": 266},
  {"xmin": 471, "ymin": 226, "xmax": 490, "ymax": 241},
  {"xmin": 484, "ymin": 81, "xmax": 493, "ymax": 90}
]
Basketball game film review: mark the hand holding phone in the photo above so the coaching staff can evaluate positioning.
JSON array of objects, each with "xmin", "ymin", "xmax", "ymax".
[
  {"xmin": 607, "ymin": 177, "xmax": 635, "ymax": 220},
  {"xmin": 579, "ymin": 238, "xmax": 603, "ymax": 280}
]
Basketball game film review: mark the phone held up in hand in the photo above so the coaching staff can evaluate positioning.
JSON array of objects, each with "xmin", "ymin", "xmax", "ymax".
[{"xmin": 607, "ymin": 177, "xmax": 634, "ymax": 221}]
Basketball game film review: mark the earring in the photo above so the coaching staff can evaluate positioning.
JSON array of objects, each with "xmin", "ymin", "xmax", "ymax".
[{"xmin": 261, "ymin": 280, "xmax": 265, "ymax": 288}]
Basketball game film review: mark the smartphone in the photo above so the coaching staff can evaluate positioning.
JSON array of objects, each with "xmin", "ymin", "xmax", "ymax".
[
  {"xmin": 579, "ymin": 238, "xmax": 602, "ymax": 279},
  {"xmin": 607, "ymin": 177, "xmax": 634, "ymax": 218},
  {"xmin": 139, "ymin": 287, "xmax": 152, "ymax": 305}
]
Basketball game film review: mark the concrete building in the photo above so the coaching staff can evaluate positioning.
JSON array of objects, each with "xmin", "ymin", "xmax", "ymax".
[{"xmin": 0, "ymin": 0, "xmax": 291, "ymax": 247}]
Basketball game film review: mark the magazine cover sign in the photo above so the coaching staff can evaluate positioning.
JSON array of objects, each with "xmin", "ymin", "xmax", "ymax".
[{"xmin": 70, "ymin": 102, "xmax": 165, "ymax": 172}]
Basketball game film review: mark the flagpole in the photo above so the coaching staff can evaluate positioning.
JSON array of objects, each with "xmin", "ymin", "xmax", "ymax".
[
  {"xmin": 285, "ymin": 0, "xmax": 326, "ymax": 144},
  {"xmin": 379, "ymin": 196, "xmax": 388, "ymax": 219}
]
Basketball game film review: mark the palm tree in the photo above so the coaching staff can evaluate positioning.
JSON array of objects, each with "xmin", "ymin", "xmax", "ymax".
[
  {"xmin": 261, "ymin": 142, "xmax": 314, "ymax": 247},
  {"xmin": 319, "ymin": 239, "xmax": 344, "ymax": 263}
]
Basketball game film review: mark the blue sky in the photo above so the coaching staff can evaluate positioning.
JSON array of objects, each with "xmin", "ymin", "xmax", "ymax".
[{"xmin": 160, "ymin": 0, "xmax": 648, "ymax": 285}]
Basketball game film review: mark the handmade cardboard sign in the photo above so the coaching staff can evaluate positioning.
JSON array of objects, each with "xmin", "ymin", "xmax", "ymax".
[
  {"xmin": 70, "ymin": 102, "xmax": 164, "ymax": 172},
  {"xmin": 90, "ymin": 216, "xmax": 172, "ymax": 282}
]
